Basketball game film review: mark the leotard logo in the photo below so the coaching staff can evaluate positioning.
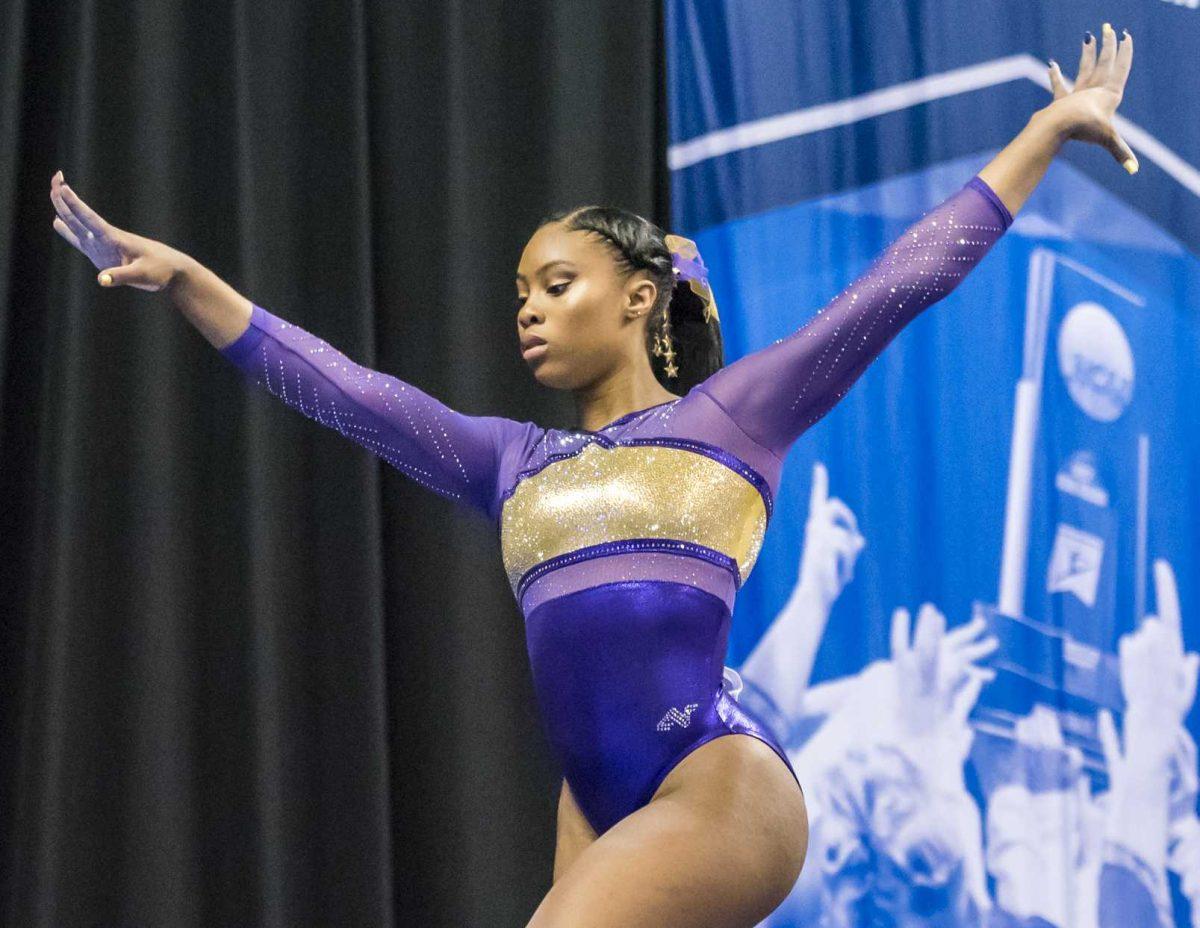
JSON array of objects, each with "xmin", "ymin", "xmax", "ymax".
[{"xmin": 656, "ymin": 703, "xmax": 701, "ymax": 731}]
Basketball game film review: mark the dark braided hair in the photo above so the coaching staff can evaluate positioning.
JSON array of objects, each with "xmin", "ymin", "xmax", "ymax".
[{"xmin": 535, "ymin": 205, "xmax": 724, "ymax": 395}]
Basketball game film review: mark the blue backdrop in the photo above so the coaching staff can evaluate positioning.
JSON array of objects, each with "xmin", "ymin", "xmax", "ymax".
[{"xmin": 668, "ymin": 3, "xmax": 1200, "ymax": 926}]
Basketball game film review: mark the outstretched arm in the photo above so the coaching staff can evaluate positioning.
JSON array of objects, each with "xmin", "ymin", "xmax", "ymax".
[
  {"xmin": 694, "ymin": 173, "xmax": 1011, "ymax": 459},
  {"xmin": 218, "ymin": 301, "xmax": 526, "ymax": 519},
  {"xmin": 695, "ymin": 22, "xmax": 1136, "ymax": 460},
  {"xmin": 48, "ymin": 174, "xmax": 526, "ymax": 521}
]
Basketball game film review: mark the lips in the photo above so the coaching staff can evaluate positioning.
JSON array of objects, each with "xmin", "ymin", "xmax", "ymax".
[{"xmin": 521, "ymin": 334, "xmax": 547, "ymax": 350}]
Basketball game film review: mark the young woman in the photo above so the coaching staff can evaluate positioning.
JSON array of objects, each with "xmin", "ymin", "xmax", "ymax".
[{"xmin": 49, "ymin": 24, "xmax": 1135, "ymax": 927}]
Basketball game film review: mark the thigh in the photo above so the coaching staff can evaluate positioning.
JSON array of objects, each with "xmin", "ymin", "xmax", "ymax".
[
  {"xmin": 528, "ymin": 734, "xmax": 808, "ymax": 928},
  {"xmin": 553, "ymin": 777, "xmax": 597, "ymax": 885}
]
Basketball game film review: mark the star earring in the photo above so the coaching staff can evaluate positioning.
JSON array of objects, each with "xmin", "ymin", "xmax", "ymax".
[{"xmin": 652, "ymin": 312, "xmax": 678, "ymax": 378}]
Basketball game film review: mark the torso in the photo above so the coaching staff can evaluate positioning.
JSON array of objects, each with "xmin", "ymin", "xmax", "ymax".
[{"xmin": 493, "ymin": 393, "xmax": 800, "ymax": 836}]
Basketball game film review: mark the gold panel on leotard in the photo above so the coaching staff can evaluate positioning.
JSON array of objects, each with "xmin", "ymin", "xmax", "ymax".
[{"xmin": 499, "ymin": 442, "xmax": 768, "ymax": 593}]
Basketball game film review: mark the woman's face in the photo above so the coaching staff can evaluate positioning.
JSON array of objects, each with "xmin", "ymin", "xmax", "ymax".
[{"xmin": 515, "ymin": 221, "xmax": 657, "ymax": 391}]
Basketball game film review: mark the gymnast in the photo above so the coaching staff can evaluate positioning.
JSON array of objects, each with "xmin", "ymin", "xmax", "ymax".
[{"xmin": 49, "ymin": 23, "xmax": 1136, "ymax": 927}]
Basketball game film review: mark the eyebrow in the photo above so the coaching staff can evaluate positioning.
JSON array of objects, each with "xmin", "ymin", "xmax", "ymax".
[{"xmin": 515, "ymin": 260, "xmax": 576, "ymax": 283}]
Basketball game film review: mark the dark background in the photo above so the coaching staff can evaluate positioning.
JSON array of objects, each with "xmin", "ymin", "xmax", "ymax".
[{"xmin": 0, "ymin": 2, "xmax": 668, "ymax": 924}]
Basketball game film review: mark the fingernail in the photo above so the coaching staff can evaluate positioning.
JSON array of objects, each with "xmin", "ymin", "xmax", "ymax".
[
  {"xmin": 1123, "ymin": 157, "xmax": 1138, "ymax": 175},
  {"xmin": 1048, "ymin": 59, "xmax": 1057, "ymax": 69},
  {"xmin": 1122, "ymin": 28, "xmax": 1129, "ymax": 40},
  {"xmin": 1084, "ymin": 31, "xmax": 1093, "ymax": 44},
  {"xmin": 98, "ymin": 272, "xmax": 112, "ymax": 286}
]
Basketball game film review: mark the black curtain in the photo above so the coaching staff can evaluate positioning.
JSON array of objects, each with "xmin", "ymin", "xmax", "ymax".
[{"xmin": 0, "ymin": 2, "xmax": 669, "ymax": 924}]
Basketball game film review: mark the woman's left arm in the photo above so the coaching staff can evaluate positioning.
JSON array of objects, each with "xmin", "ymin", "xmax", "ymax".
[{"xmin": 694, "ymin": 23, "xmax": 1135, "ymax": 460}]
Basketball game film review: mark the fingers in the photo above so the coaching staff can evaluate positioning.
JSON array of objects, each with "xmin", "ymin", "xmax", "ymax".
[
  {"xmin": 52, "ymin": 216, "xmax": 82, "ymax": 250},
  {"xmin": 95, "ymin": 258, "xmax": 144, "ymax": 289},
  {"xmin": 1112, "ymin": 28, "xmax": 1133, "ymax": 92},
  {"xmin": 1109, "ymin": 128, "xmax": 1139, "ymax": 174},
  {"xmin": 50, "ymin": 176, "xmax": 91, "ymax": 245},
  {"xmin": 944, "ymin": 614, "xmax": 988, "ymax": 648},
  {"xmin": 824, "ymin": 497, "xmax": 860, "ymax": 537},
  {"xmin": 890, "ymin": 606, "xmax": 911, "ymax": 660},
  {"xmin": 954, "ymin": 635, "xmax": 1000, "ymax": 667},
  {"xmin": 58, "ymin": 181, "xmax": 109, "ymax": 239},
  {"xmin": 1048, "ymin": 60, "xmax": 1069, "ymax": 100},
  {"xmin": 950, "ymin": 670, "xmax": 987, "ymax": 722},
  {"xmin": 1095, "ymin": 22, "xmax": 1118, "ymax": 84},
  {"xmin": 945, "ymin": 660, "xmax": 995, "ymax": 700},
  {"xmin": 809, "ymin": 461, "xmax": 828, "ymax": 514},
  {"xmin": 1076, "ymin": 30, "xmax": 1097, "ymax": 88},
  {"xmin": 913, "ymin": 603, "xmax": 944, "ymax": 685},
  {"xmin": 1153, "ymin": 559, "xmax": 1182, "ymax": 645}
]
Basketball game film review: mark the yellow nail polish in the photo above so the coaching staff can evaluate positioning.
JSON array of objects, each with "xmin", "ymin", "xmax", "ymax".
[
  {"xmin": 1103, "ymin": 22, "xmax": 1111, "ymax": 31},
  {"xmin": 1123, "ymin": 158, "xmax": 1138, "ymax": 175},
  {"xmin": 99, "ymin": 272, "xmax": 112, "ymax": 286}
]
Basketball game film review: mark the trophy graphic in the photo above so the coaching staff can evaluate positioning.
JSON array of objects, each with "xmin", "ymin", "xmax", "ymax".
[{"xmin": 971, "ymin": 246, "xmax": 1150, "ymax": 785}]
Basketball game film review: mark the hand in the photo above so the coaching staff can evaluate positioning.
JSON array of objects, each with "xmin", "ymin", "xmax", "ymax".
[
  {"xmin": 1118, "ymin": 559, "xmax": 1199, "ymax": 759},
  {"xmin": 822, "ymin": 606, "xmax": 995, "ymax": 757},
  {"xmin": 887, "ymin": 603, "xmax": 995, "ymax": 912},
  {"xmin": 796, "ymin": 461, "xmax": 866, "ymax": 606},
  {"xmin": 890, "ymin": 603, "xmax": 996, "ymax": 743},
  {"xmin": 1044, "ymin": 22, "xmax": 1138, "ymax": 173},
  {"xmin": 940, "ymin": 606, "xmax": 999, "ymax": 706},
  {"xmin": 49, "ymin": 170, "xmax": 186, "ymax": 291}
]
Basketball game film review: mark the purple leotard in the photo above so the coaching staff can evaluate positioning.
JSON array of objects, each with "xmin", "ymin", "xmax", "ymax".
[{"xmin": 219, "ymin": 174, "xmax": 1011, "ymax": 835}]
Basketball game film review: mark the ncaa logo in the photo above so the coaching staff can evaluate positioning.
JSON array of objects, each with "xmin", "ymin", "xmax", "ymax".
[{"xmin": 1056, "ymin": 302, "xmax": 1134, "ymax": 422}]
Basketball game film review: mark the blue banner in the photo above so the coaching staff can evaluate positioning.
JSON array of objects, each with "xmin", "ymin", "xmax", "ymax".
[{"xmin": 668, "ymin": 3, "xmax": 1200, "ymax": 925}]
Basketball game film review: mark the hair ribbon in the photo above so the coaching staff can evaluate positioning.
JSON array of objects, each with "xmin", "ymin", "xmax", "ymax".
[{"xmin": 664, "ymin": 233, "xmax": 720, "ymax": 325}]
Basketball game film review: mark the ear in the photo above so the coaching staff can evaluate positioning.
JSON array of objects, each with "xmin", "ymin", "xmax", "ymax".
[{"xmin": 624, "ymin": 273, "xmax": 658, "ymax": 319}]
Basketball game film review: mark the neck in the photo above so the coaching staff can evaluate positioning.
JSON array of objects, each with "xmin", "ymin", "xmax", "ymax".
[{"xmin": 573, "ymin": 374, "xmax": 679, "ymax": 432}]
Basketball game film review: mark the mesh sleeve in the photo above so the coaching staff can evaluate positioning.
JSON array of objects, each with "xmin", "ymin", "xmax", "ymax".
[
  {"xmin": 693, "ymin": 174, "xmax": 1012, "ymax": 459},
  {"xmin": 219, "ymin": 302, "xmax": 525, "ymax": 520}
]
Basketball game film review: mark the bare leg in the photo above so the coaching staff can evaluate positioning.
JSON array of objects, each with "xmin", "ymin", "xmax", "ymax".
[{"xmin": 528, "ymin": 734, "xmax": 807, "ymax": 928}]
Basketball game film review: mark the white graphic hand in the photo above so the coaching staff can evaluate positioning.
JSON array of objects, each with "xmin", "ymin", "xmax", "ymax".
[
  {"xmin": 796, "ymin": 461, "xmax": 866, "ymax": 607},
  {"xmin": 1119, "ymin": 560, "xmax": 1199, "ymax": 767},
  {"xmin": 888, "ymin": 603, "xmax": 997, "ymax": 752}
]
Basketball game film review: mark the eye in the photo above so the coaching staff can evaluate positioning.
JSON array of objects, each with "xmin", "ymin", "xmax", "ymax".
[{"xmin": 512, "ymin": 281, "xmax": 569, "ymax": 311}]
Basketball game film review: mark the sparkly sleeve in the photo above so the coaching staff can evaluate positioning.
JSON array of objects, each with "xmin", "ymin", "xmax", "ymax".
[
  {"xmin": 219, "ymin": 302, "xmax": 526, "ymax": 521},
  {"xmin": 692, "ymin": 175, "xmax": 1012, "ymax": 459}
]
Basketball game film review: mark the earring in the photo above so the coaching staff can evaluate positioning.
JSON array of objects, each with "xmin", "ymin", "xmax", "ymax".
[{"xmin": 652, "ymin": 312, "xmax": 678, "ymax": 378}]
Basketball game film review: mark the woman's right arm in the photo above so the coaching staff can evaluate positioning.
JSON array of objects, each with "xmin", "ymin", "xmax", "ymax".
[
  {"xmin": 49, "ymin": 172, "xmax": 530, "ymax": 521},
  {"xmin": 211, "ymin": 296, "xmax": 528, "ymax": 519}
]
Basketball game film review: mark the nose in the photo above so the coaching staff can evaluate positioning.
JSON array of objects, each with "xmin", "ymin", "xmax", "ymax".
[{"xmin": 518, "ymin": 302, "xmax": 542, "ymax": 327}]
